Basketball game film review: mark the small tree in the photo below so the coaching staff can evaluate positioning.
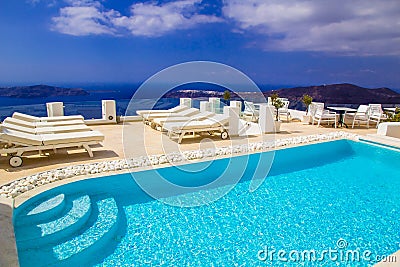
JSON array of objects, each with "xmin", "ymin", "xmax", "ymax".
[
  {"xmin": 270, "ymin": 93, "xmax": 284, "ymax": 121},
  {"xmin": 302, "ymin": 94, "xmax": 313, "ymax": 113},
  {"xmin": 223, "ymin": 90, "xmax": 231, "ymax": 101}
]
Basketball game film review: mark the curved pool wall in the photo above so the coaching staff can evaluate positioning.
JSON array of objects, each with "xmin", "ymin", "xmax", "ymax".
[{"xmin": 13, "ymin": 139, "xmax": 400, "ymax": 266}]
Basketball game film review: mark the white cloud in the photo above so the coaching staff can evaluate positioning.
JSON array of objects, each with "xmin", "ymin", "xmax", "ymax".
[
  {"xmin": 27, "ymin": 0, "xmax": 57, "ymax": 7},
  {"xmin": 51, "ymin": 0, "xmax": 222, "ymax": 37},
  {"xmin": 51, "ymin": 0, "xmax": 118, "ymax": 36},
  {"xmin": 112, "ymin": 0, "xmax": 222, "ymax": 37},
  {"xmin": 223, "ymin": 0, "xmax": 400, "ymax": 56},
  {"xmin": 27, "ymin": 0, "xmax": 41, "ymax": 4}
]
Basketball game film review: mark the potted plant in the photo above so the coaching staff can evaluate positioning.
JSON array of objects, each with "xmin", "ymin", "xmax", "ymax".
[
  {"xmin": 302, "ymin": 94, "xmax": 313, "ymax": 123},
  {"xmin": 270, "ymin": 93, "xmax": 284, "ymax": 132}
]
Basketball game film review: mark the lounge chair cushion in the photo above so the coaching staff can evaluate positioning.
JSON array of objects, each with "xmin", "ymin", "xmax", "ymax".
[
  {"xmin": 2, "ymin": 121, "xmax": 91, "ymax": 134},
  {"xmin": 4, "ymin": 117, "xmax": 85, "ymax": 128},
  {"xmin": 136, "ymin": 105, "xmax": 188, "ymax": 116},
  {"xmin": 12, "ymin": 112, "xmax": 38, "ymax": 122},
  {"xmin": 163, "ymin": 115, "xmax": 228, "ymax": 132},
  {"xmin": 1, "ymin": 129, "xmax": 43, "ymax": 146},
  {"xmin": 143, "ymin": 108, "xmax": 200, "ymax": 120},
  {"xmin": 153, "ymin": 111, "xmax": 214, "ymax": 125},
  {"xmin": 41, "ymin": 131, "xmax": 104, "ymax": 145},
  {"xmin": 12, "ymin": 112, "xmax": 84, "ymax": 122}
]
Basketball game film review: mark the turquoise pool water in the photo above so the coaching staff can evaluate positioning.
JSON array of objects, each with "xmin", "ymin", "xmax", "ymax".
[{"xmin": 14, "ymin": 140, "xmax": 400, "ymax": 266}]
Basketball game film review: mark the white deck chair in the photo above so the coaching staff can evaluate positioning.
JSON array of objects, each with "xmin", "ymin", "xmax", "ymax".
[
  {"xmin": 349, "ymin": 105, "xmax": 369, "ymax": 128},
  {"xmin": 243, "ymin": 101, "xmax": 259, "ymax": 122},
  {"xmin": 368, "ymin": 104, "xmax": 385, "ymax": 128},
  {"xmin": 144, "ymin": 108, "xmax": 200, "ymax": 124},
  {"xmin": 12, "ymin": 112, "xmax": 84, "ymax": 122},
  {"xmin": 309, "ymin": 102, "xmax": 323, "ymax": 124},
  {"xmin": 136, "ymin": 105, "xmax": 189, "ymax": 116},
  {"xmin": 351, "ymin": 104, "xmax": 384, "ymax": 128},
  {"xmin": 2, "ymin": 119, "xmax": 91, "ymax": 134},
  {"xmin": 153, "ymin": 111, "xmax": 215, "ymax": 130},
  {"xmin": 278, "ymin": 100, "xmax": 291, "ymax": 122},
  {"xmin": 163, "ymin": 114, "xmax": 229, "ymax": 144},
  {"xmin": 312, "ymin": 103, "xmax": 337, "ymax": 127},
  {"xmin": 0, "ymin": 128, "xmax": 104, "ymax": 167},
  {"xmin": 307, "ymin": 102, "xmax": 317, "ymax": 123}
]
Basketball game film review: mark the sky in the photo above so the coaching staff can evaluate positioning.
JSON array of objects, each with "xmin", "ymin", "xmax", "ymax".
[{"xmin": 1, "ymin": 0, "xmax": 400, "ymax": 88}]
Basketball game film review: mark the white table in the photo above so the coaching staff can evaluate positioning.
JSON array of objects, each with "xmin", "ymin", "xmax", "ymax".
[{"xmin": 327, "ymin": 107, "xmax": 357, "ymax": 128}]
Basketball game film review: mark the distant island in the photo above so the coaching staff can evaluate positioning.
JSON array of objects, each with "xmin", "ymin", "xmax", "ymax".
[
  {"xmin": 0, "ymin": 85, "xmax": 89, "ymax": 98},
  {"xmin": 274, "ymin": 83, "xmax": 400, "ymax": 109},
  {"xmin": 165, "ymin": 83, "xmax": 400, "ymax": 109}
]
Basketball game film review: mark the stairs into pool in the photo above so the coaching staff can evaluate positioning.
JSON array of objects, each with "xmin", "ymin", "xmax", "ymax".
[{"xmin": 14, "ymin": 193, "xmax": 121, "ymax": 267}]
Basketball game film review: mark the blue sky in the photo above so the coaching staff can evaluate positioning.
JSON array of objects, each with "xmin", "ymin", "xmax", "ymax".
[{"xmin": 1, "ymin": 0, "xmax": 400, "ymax": 88}]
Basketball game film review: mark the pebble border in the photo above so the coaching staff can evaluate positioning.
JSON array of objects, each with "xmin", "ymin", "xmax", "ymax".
[{"xmin": 0, "ymin": 131, "xmax": 359, "ymax": 199}]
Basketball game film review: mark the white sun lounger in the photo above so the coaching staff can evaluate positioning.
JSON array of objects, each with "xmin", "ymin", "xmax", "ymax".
[
  {"xmin": 144, "ymin": 108, "xmax": 201, "ymax": 125},
  {"xmin": 1, "ymin": 120, "xmax": 91, "ymax": 134},
  {"xmin": 136, "ymin": 105, "xmax": 189, "ymax": 116},
  {"xmin": 0, "ymin": 128, "xmax": 104, "ymax": 167},
  {"xmin": 163, "ymin": 114, "xmax": 230, "ymax": 143},
  {"xmin": 12, "ymin": 112, "xmax": 84, "ymax": 122},
  {"xmin": 153, "ymin": 111, "xmax": 215, "ymax": 129}
]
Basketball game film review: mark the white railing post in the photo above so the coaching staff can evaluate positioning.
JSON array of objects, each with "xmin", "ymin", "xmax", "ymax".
[
  {"xmin": 209, "ymin": 97, "xmax": 220, "ymax": 113},
  {"xmin": 259, "ymin": 104, "xmax": 276, "ymax": 133},
  {"xmin": 223, "ymin": 106, "xmax": 240, "ymax": 136},
  {"xmin": 200, "ymin": 101, "xmax": 211, "ymax": 112},
  {"xmin": 180, "ymin": 98, "xmax": 192, "ymax": 108},
  {"xmin": 46, "ymin": 102, "xmax": 64, "ymax": 117},
  {"xmin": 230, "ymin": 101, "xmax": 242, "ymax": 112}
]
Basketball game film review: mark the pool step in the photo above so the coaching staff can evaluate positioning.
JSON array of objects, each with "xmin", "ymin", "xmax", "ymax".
[
  {"xmin": 16, "ymin": 194, "xmax": 66, "ymax": 226},
  {"xmin": 51, "ymin": 198, "xmax": 119, "ymax": 265},
  {"xmin": 16, "ymin": 195, "xmax": 92, "ymax": 249},
  {"xmin": 17, "ymin": 197, "xmax": 120, "ymax": 267}
]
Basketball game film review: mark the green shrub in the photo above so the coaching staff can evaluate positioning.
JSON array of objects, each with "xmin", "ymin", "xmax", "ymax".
[
  {"xmin": 223, "ymin": 90, "xmax": 231, "ymax": 101},
  {"xmin": 302, "ymin": 94, "xmax": 313, "ymax": 112},
  {"xmin": 270, "ymin": 93, "xmax": 284, "ymax": 121}
]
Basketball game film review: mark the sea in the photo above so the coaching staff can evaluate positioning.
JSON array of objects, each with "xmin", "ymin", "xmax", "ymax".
[{"xmin": 0, "ymin": 83, "xmax": 289, "ymax": 120}]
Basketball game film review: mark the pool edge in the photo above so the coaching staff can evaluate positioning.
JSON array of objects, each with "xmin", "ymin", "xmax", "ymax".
[{"xmin": 0, "ymin": 195, "xmax": 19, "ymax": 267}]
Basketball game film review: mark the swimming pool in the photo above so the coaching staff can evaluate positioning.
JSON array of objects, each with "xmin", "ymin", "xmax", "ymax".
[{"xmin": 13, "ymin": 140, "xmax": 400, "ymax": 266}]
